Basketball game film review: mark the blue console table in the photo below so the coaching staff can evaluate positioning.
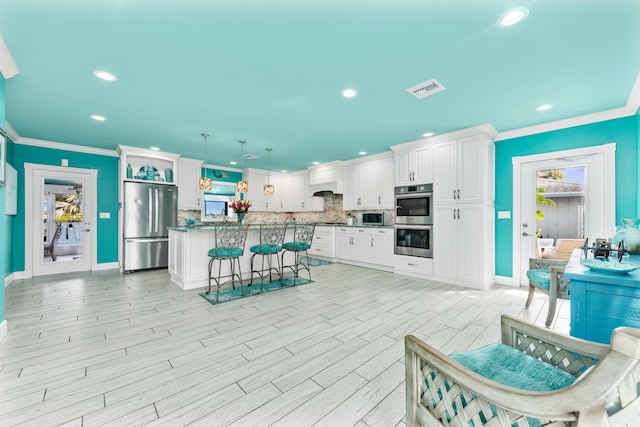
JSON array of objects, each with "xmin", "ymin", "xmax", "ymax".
[{"xmin": 565, "ymin": 250, "xmax": 640, "ymax": 344}]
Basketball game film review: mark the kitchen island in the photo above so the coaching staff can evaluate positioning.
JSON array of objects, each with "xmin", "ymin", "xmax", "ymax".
[{"xmin": 564, "ymin": 250, "xmax": 640, "ymax": 344}]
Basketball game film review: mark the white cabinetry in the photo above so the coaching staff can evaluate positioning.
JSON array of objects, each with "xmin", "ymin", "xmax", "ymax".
[
  {"xmin": 334, "ymin": 227, "xmax": 393, "ymax": 270},
  {"xmin": 343, "ymin": 154, "xmax": 394, "ymax": 210},
  {"xmin": 433, "ymin": 134, "xmax": 494, "ymax": 205},
  {"xmin": 245, "ymin": 169, "xmax": 284, "ymax": 211},
  {"xmin": 431, "ymin": 130, "xmax": 495, "ymax": 289},
  {"xmin": 289, "ymin": 171, "xmax": 324, "ymax": 212},
  {"xmin": 310, "ymin": 226, "xmax": 334, "ymax": 259},
  {"xmin": 118, "ymin": 145, "xmax": 180, "ymax": 186},
  {"xmin": 177, "ymin": 157, "xmax": 203, "ymax": 210},
  {"xmin": 245, "ymin": 168, "xmax": 323, "ymax": 212},
  {"xmin": 394, "ymin": 254, "xmax": 434, "ymax": 279},
  {"xmin": 433, "ymin": 205, "xmax": 494, "ymax": 288},
  {"xmin": 393, "ymin": 145, "xmax": 433, "ymax": 185}
]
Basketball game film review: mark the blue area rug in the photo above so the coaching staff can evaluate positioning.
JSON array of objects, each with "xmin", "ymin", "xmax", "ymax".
[
  {"xmin": 199, "ymin": 276, "xmax": 314, "ymax": 305},
  {"xmin": 300, "ymin": 256, "xmax": 333, "ymax": 266}
]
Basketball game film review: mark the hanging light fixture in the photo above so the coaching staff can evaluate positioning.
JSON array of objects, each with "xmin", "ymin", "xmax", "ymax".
[
  {"xmin": 236, "ymin": 140, "xmax": 249, "ymax": 193},
  {"xmin": 264, "ymin": 148, "xmax": 274, "ymax": 196},
  {"xmin": 198, "ymin": 133, "xmax": 213, "ymax": 190}
]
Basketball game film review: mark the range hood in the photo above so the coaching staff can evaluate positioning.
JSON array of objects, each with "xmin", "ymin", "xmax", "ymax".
[{"xmin": 308, "ymin": 161, "xmax": 344, "ymax": 196}]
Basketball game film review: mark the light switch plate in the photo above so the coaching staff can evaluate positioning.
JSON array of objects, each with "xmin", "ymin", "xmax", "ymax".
[
  {"xmin": 497, "ymin": 211, "xmax": 511, "ymax": 219},
  {"xmin": 99, "ymin": 212, "xmax": 110, "ymax": 219}
]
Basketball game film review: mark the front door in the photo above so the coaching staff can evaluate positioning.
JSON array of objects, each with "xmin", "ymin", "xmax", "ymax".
[{"xmin": 25, "ymin": 164, "xmax": 97, "ymax": 277}]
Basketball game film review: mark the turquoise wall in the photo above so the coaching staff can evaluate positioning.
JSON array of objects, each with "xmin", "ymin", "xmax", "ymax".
[
  {"xmin": 0, "ymin": 75, "xmax": 5, "ymax": 323},
  {"xmin": 494, "ymin": 115, "xmax": 640, "ymax": 277},
  {"xmin": 11, "ymin": 145, "xmax": 119, "ymax": 272}
]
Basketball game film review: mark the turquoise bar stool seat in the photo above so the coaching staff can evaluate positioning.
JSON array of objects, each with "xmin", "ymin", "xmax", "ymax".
[{"xmin": 249, "ymin": 222, "xmax": 287, "ymax": 291}]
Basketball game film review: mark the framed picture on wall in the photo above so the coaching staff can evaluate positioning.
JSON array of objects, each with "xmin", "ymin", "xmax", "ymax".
[{"xmin": 0, "ymin": 127, "xmax": 6, "ymax": 185}]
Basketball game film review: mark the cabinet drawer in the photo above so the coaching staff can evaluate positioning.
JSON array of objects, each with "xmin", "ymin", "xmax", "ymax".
[
  {"xmin": 310, "ymin": 244, "xmax": 333, "ymax": 258},
  {"xmin": 394, "ymin": 254, "xmax": 433, "ymax": 276}
]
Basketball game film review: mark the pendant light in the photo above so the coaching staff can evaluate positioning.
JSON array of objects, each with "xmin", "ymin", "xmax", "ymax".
[
  {"xmin": 264, "ymin": 148, "xmax": 274, "ymax": 196},
  {"xmin": 198, "ymin": 133, "xmax": 213, "ymax": 190},
  {"xmin": 236, "ymin": 140, "xmax": 249, "ymax": 193}
]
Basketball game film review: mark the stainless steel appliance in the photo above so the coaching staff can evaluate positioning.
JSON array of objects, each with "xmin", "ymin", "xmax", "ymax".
[
  {"xmin": 394, "ymin": 224, "xmax": 433, "ymax": 258},
  {"xmin": 362, "ymin": 211, "xmax": 391, "ymax": 226},
  {"xmin": 123, "ymin": 181, "xmax": 178, "ymax": 271},
  {"xmin": 394, "ymin": 184, "xmax": 433, "ymax": 225}
]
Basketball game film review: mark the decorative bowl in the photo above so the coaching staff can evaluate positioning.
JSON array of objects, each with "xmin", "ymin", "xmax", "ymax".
[
  {"xmin": 580, "ymin": 258, "xmax": 640, "ymax": 275},
  {"xmin": 184, "ymin": 218, "xmax": 196, "ymax": 227}
]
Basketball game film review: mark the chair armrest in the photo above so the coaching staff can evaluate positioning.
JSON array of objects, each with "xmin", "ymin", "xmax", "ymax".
[{"xmin": 500, "ymin": 315, "xmax": 607, "ymax": 376}]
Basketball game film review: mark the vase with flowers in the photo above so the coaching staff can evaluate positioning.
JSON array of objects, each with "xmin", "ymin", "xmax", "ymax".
[{"xmin": 229, "ymin": 198, "xmax": 251, "ymax": 224}]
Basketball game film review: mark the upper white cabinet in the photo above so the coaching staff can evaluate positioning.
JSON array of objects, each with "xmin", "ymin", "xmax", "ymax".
[
  {"xmin": 433, "ymin": 134, "xmax": 494, "ymax": 205},
  {"xmin": 343, "ymin": 153, "xmax": 394, "ymax": 210},
  {"xmin": 393, "ymin": 145, "xmax": 433, "ymax": 185},
  {"xmin": 177, "ymin": 157, "xmax": 203, "ymax": 210},
  {"xmin": 117, "ymin": 145, "xmax": 180, "ymax": 186},
  {"xmin": 308, "ymin": 161, "xmax": 344, "ymax": 194},
  {"xmin": 245, "ymin": 168, "xmax": 323, "ymax": 212}
]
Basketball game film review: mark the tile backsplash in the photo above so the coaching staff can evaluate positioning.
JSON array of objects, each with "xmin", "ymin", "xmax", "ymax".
[{"xmin": 178, "ymin": 193, "xmax": 393, "ymax": 226}]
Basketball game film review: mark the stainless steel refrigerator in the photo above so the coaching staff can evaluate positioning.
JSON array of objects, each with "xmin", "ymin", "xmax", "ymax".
[{"xmin": 123, "ymin": 181, "xmax": 178, "ymax": 271}]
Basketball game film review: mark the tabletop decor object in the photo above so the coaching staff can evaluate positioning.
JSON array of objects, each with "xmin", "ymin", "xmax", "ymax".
[
  {"xmin": 612, "ymin": 218, "xmax": 640, "ymax": 255},
  {"xmin": 579, "ymin": 258, "xmax": 640, "ymax": 275}
]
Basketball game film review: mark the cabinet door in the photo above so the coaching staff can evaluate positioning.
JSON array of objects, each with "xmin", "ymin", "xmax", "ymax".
[
  {"xmin": 351, "ymin": 229, "xmax": 373, "ymax": 263},
  {"xmin": 246, "ymin": 170, "xmax": 267, "ymax": 210},
  {"xmin": 458, "ymin": 135, "xmax": 492, "ymax": 204},
  {"xmin": 335, "ymin": 229, "xmax": 354, "ymax": 260},
  {"xmin": 265, "ymin": 174, "xmax": 283, "ymax": 211},
  {"xmin": 456, "ymin": 205, "xmax": 486, "ymax": 285},
  {"xmin": 360, "ymin": 160, "xmax": 380, "ymax": 208},
  {"xmin": 433, "ymin": 205, "xmax": 457, "ymax": 282},
  {"xmin": 433, "ymin": 140, "xmax": 457, "ymax": 205},
  {"xmin": 379, "ymin": 157, "xmax": 394, "ymax": 208},
  {"xmin": 343, "ymin": 163, "xmax": 362, "ymax": 210},
  {"xmin": 177, "ymin": 158, "xmax": 203, "ymax": 210},
  {"xmin": 394, "ymin": 150, "xmax": 412, "ymax": 185},
  {"xmin": 414, "ymin": 145, "xmax": 434, "ymax": 184},
  {"xmin": 371, "ymin": 229, "xmax": 394, "ymax": 267}
]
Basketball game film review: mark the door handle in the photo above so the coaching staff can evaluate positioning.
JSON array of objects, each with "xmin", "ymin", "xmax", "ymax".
[
  {"xmin": 457, "ymin": 189, "xmax": 461, "ymax": 199},
  {"xmin": 155, "ymin": 188, "xmax": 159, "ymax": 232},
  {"xmin": 453, "ymin": 189, "xmax": 456, "ymax": 200},
  {"xmin": 457, "ymin": 208, "xmax": 460, "ymax": 219},
  {"xmin": 453, "ymin": 209, "xmax": 456, "ymax": 219},
  {"xmin": 378, "ymin": 196, "xmax": 381, "ymax": 204},
  {"xmin": 148, "ymin": 188, "xmax": 153, "ymax": 233},
  {"xmin": 522, "ymin": 232, "xmax": 530, "ymax": 237},
  {"xmin": 371, "ymin": 238, "xmax": 374, "ymax": 247}
]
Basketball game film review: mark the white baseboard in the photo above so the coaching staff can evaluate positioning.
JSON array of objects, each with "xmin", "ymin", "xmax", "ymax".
[
  {"xmin": 495, "ymin": 275, "xmax": 520, "ymax": 287},
  {"xmin": 4, "ymin": 271, "xmax": 27, "ymax": 287},
  {"xmin": 95, "ymin": 262, "xmax": 120, "ymax": 271},
  {"xmin": 5, "ymin": 263, "xmax": 121, "ymax": 287},
  {"xmin": 0, "ymin": 320, "xmax": 7, "ymax": 343}
]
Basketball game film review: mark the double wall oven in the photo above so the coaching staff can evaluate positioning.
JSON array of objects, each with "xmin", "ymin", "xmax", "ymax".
[{"xmin": 394, "ymin": 184, "xmax": 433, "ymax": 258}]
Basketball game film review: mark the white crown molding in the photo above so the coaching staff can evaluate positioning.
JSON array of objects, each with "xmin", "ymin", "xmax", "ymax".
[
  {"xmin": 495, "ymin": 106, "xmax": 634, "ymax": 141},
  {"xmin": 0, "ymin": 35, "xmax": 19, "ymax": 79},
  {"xmin": 6, "ymin": 123, "xmax": 119, "ymax": 157},
  {"xmin": 390, "ymin": 123, "xmax": 498, "ymax": 152},
  {"xmin": 497, "ymin": 72, "xmax": 640, "ymax": 142}
]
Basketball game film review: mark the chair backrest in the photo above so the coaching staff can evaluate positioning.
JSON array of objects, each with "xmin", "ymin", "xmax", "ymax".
[
  {"xmin": 291, "ymin": 222, "xmax": 316, "ymax": 245},
  {"xmin": 259, "ymin": 222, "xmax": 287, "ymax": 247},
  {"xmin": 215, "ymin": 224, "xmax": 248, "ymax": 252},
  {"xmin": 529, "ymin": 258, "xmax": 571, "ymax": 297}
]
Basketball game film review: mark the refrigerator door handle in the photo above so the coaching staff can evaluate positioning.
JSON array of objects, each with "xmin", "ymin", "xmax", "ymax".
[
  {"xmin": 125, "ymin": 237, "xmax": 169, "ymax": 243},
  {"xmin": 148, "ymin": 188, "xmax": 153, "ymax": 233},
  {"xmin": 155, "ymin": 188, "xmax": 159, "ymax": 233}
]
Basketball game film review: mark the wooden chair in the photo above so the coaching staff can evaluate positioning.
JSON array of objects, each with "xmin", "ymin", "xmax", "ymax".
[
  {"xmin": 526, "ymin": 258, "xmax": 570, "ymax": 327},
  {"xmin": 405, "ymin": 314, "xmax": 640, "ymax": 426},
  {"xmin": 206, "ymin": 224, "xmax": 248, "ymax": 302},
  {"xmin": 248, "ymin": 221, "xmax": 287, "ymax": 291}
]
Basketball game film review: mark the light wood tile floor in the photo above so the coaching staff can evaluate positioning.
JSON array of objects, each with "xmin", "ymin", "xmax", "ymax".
[{"xmin": 0, "ymin": 263, "xmax": 569, "ymax": 426}]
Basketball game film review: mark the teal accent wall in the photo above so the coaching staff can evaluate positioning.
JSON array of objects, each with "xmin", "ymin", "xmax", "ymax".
[
  {"xmin": 12, "ymin": 145, "xmax": 119, "ymax": 272},
  {"xmin": 494, "ymin": 115, "xmax": 640, "ymax": 277},
  {"xmin": 0, "ymin": 75, "xmax": 5, "ymax": 324}
]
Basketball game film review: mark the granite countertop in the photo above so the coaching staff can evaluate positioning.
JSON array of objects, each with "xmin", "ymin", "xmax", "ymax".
[
  {"xmin": 169, "ymin": 222, "xmax": 394, "ymax": 232},
  {"xmin": 316, "ymin": 223, "xmax": 394, "ymax": 229}
]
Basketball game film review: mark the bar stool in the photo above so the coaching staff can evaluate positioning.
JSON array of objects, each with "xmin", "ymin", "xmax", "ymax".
[
  {"xmin": 281, "ymin": 222, "xmax": 317, "ymax": 282},
  {"xmin": 249, "ymin": 222, "xmax": 287, "ymax": 291},
  {"xmin": 206, "ymin": 224, "xmax": 248, "ymax": 302}
]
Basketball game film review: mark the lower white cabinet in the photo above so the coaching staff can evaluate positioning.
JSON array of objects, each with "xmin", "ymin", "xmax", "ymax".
[
  {"xmin": 310, "ymin": 226, "xmax": 334, "ymax": 258},
  {"xmin": 433, "ymin": 204, "xmax": 494, "ymax": 289},
  {"xmin": 394, "ymin": 254, "xmax": 434, "ymax": 278},
  {"xmin": 334, "ymin": 227, "xmax": 393, "ymax": 270}
]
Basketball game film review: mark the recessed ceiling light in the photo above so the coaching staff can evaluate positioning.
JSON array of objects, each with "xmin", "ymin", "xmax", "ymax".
[
  {"xmin": 341, "ymin": 88, "xmax": 358, "ymax": 98},
  {"xmin": 536, "ymin": 104, "xmax": 553, "ymax": 111},
  {"xmin": 281, "ymin": 170, "xmax": 288, "ymax": 173},
  {"xmin": 358, "ymin": 151, "xmax": 367, "ymax": 156},
  {"xmin": 498, "ymin": 7, "xmax": 529, "ymax": 27},
  {"xmin": 230, "ymin": 161, "xmax": 237, "ymax": 165},
  {"xmin": 312, "ymin": 161, "xmax": 320, "ymax": 165},
  {"xmin": 150, "ymin": 147, "xmax": 160, "ymax": 151},
  {"xmin": 422, "ymin": 132, "xmax": 434, "ymax": 137},
  {"xmin": 93, "ymin": 70, "xmax": 117, "ymax": 81},
  {"xmin": 90, "ymin": 114, "xmax": 107, "ymax": 121}
]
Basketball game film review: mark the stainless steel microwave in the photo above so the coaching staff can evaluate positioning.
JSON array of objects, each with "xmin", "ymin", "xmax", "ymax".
[{"xmin": 362, "ymin": 212, "xmax": 391, "ymax": 226}]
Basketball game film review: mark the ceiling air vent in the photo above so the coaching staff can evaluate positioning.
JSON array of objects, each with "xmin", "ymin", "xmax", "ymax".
[
  {"xmin": 407, "ymin": 78, "xmax": 445, "ymax": 99},
  {"xmin": 242, "ymin": 154, "xmax": 259, "ymax": 160}
]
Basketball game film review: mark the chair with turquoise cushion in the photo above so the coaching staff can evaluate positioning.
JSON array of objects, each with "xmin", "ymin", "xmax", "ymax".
[
  {"xmin": 281, "ymin": 222, "xmax": 317, "ymax": 282},
  {"xmin": 525, "ymin": 258, "xmax": 571, "ymax": 328},
  {"xmin": 406, "ymin": 314, "xmax": 640, "ymax": 427},
  {"xmin": 249, "ymin": 222, "xmax": 287, "ymax": 291},
  {"xmin": 206, "ymin": 224, "xmax": 248, "ymax": 301}
]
